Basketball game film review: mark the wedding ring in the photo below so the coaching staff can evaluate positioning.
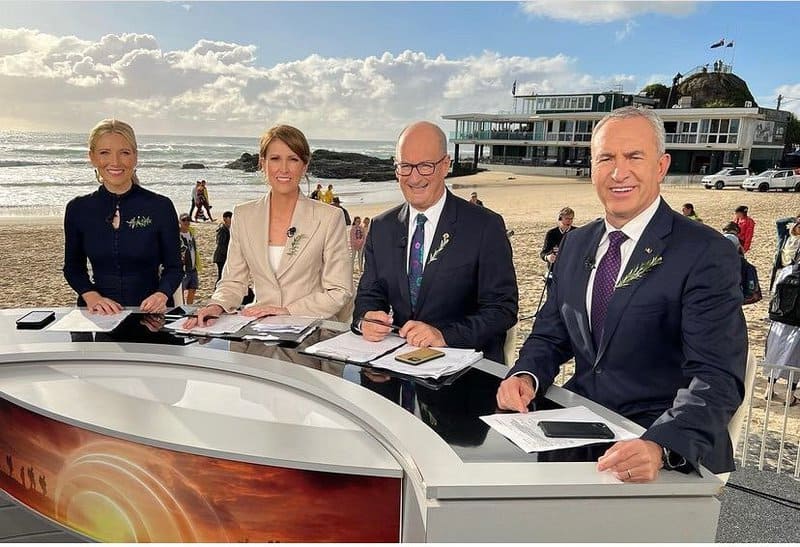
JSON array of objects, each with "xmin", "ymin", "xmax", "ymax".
[{"xmin": 626, "ymin": 469, "xmax": 633, "ymax": 480}]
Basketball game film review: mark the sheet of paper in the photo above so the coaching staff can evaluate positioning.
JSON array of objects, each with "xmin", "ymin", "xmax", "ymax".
[
  {"xmin": 164, "ymin": 314, "xmax": 255, "ymax": 336},
  {"xmin": 249, "ymin": 315, "xmax": 319, "ymax": 334},
  {"xmin": 303, "ymin": 331, "xmax": 406, "ymax": 363},
  {"xmin": 47, "ymin": 309, "xmax": 132, "ymax": 332},
  {"xmin": 481, "ymin": 406, "xmax": 639, "ymax": 453},
  {"xmin": 370, "ymin": 345, "xmax": 483, "ymax": 379}
]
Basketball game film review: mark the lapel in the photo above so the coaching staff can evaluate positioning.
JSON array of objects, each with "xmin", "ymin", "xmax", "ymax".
[
  {"xmin": 252, "ymin": 194, "xmax": 279, "ymax": 286},
  {"xmin": 414, "ymin": 192, "xmax": 458, "ymax": 313},
  {"xmin": 575, "ymin": 219, "xmax": 604, "ymax": 358},
  {"xmin": 276, "ymin": 192, "xmax": 322, "ymax": 279},
  {"xmin": 394, "ymin": 204, "xmax": 412, "ymax": 313},
  {"xmin": 595, "ymin": 199, "xmax": 672, "ymax": 364}
]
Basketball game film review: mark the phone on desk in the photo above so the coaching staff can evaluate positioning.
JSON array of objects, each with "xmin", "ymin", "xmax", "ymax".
[
  {"xmin": 538, "ymin": 420, "xmax": 615, "ymax": 440},
  {"xmin": 394, "ymin": 347, "xmax": 445, "ymax": 365},
  {"xmin": 16, "ymin": 310, "xmax": 55, "ymax": 330}
]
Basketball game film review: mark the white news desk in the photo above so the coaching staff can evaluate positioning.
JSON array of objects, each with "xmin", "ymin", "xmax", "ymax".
[{"xmin": 0, "ymin": 309, "xmax": 724, "ymax": 542}]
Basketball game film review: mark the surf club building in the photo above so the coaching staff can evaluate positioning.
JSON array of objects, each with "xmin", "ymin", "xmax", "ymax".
[{"xmin": 443, "ymin": 91, "xmax": 790, "ymax": 175}]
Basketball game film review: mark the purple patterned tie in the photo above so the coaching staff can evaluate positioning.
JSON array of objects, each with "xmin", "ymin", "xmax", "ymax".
[
  {"xmin": 591, "ymin": 230, "xmax": 627, "ymax": 347},
  {"xmin": 408, "ymin": 213, "xmax": 427, "ymax": 310}
]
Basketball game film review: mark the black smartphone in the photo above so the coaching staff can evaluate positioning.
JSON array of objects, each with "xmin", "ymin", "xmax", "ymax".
[
  {"xmin": 538, "ymin": 420, "xmax": 615, "ymax": 440},
  {"xmin": 16, "ymin": 310, "xmax": 56, "ymax": 330},
  {"xmin": 164, "ymin": 306, "xmax": 190, "ymax": 320}
]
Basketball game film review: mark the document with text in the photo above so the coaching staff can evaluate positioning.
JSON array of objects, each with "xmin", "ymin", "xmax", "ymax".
[
  {"xmin": 164, "ymin": 314, "xmax": 256, "ymax": 336},
  {"xmin": 47, "ymin": 309, "xmax": 132, "ymax": 332},
  {"xmin": 302, "ymin": 331, "xmax": 406, "ymax": 364},
  {"xmin": 481, "ymin": 406, "xmax": 639, "ymax": 452},
  {"xmin": 370, "ymin": 346, "xmax": 482, "ymax": 379}
]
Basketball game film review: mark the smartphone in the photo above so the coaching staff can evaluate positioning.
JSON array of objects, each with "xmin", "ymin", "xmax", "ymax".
[
  {"xmin": 395, "ymin": 347, "xmax": 445, "ymax": 365},
  {"xmin": 538, "ymin": 420, "xmax": 615, "ymax": 440},
  {"xmin": 16, "ymin": 310, "xmax": 56, "ymax": 330}
]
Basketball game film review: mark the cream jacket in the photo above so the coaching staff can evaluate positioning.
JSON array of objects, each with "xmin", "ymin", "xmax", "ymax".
[{"xmin": 209, "ymin": 191, "xmax": 353, "ymax": 320}]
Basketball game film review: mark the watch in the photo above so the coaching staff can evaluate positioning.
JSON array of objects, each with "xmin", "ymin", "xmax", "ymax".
[{"xmin": 662, "ymin": 447, "xmax": 688, "ymax": 471}]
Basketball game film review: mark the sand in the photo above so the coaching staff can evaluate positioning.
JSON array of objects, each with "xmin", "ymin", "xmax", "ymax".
[{"xmin": 2, "ymin": 171, "xmax": 798, "ymax": 469}]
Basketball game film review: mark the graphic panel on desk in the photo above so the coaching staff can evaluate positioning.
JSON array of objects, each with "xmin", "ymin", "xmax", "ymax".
[{"xmin": 0, "ymin": 399, "xmax": 401, "ymax": 542}]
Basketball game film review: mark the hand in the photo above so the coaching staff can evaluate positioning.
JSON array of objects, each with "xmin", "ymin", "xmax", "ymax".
[
  {"xmin": 596, "ymin": 439, "xmax": 664, "ymax": 482},
  {"xmin": 496, "ymin": 375, "xmax": 536, "ymax": 413},
  {"xmin": 140, "ymin": 291, "xmax": 168, "ymax": 314},
  {"xmin": 361, "ymin": 310, "xmax": 394, "ymax": 341},
  {"xmin": 362, "ymin": 370, "xmax": 392, "ymax": 383},
  {"xmin": 241, "ymin": 304, "xmax": 289, "ymax": 318},
  {"xmin": 83, "ymin": 291, "xmax": 122, "ymax": 315},
  {"xmin": 184, "ymin": 304, "xmax": 224, "ymax": 329},
  {"xmin": 139, "ymin": 314, "xmax": 166, "ymax": 333},
  {"xmin": 546, "ymin": 252, "xmax": 557, "ymax": 264},
  {"xmin": 398, "ymin": 320, "xmax": 445, "ymax": 347}
]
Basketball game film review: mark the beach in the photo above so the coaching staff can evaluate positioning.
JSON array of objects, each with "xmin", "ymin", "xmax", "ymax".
[{"xmin": 2, "ymin": 171, "xmax": 799, "ymax": 469}]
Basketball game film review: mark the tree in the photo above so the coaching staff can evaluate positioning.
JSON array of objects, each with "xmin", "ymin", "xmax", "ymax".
[
  {"xmin": 640, "ymin": 83, "xmax": 670, "ymax": 108},
  {"xmin": 786, "ymin": 113, "xmax": 800, "ymax": 151}
]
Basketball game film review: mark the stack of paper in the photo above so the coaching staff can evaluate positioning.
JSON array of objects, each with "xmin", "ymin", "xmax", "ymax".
[
  {"xmin": 302, "ymin": 331, "xmax": 406, "ymax": 364},
  {"xmin": 370, "ymin": 346, "xmax": 483, "ymax": 379},
  {"xmin": 243, "ymin": 315, "xmax": 319, "ymax": 343},
  {"xmin": 48, "ymin": 309, "xmax": 132, "ymax": 332},
  {"xmin": 164, "ymin": 314, "xmax": 256, "ymax": 337}
]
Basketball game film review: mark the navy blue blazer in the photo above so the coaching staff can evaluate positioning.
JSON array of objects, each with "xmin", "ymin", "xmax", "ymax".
[
  {"xmin": 510, "ymin": 198, "xmax": 747, "ymax": 473},
  {"xmin": 354, "ymin": 191, "xmax": 519, "ymax": 364}
]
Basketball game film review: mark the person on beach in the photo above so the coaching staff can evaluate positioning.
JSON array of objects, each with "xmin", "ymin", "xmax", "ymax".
[
  {"xmin": 212, "ymin": 211, "xmax": 233, "ymax": 283},
  {"xmin": 309, "ymin": 183, "xmax": 323, "ymax": 200},
  {"xmin": 321, "ymin": 184, "xmax": 334, "ymax": 204},
  {"xmin": 681, "ymin": 202, "xmax": 703, "ymax": 223},
  {"xmin": 179, "ymin": 213, "xmax": 202, "ymax": 304},
  {"xmin": 469, "ymin": 191, "xmax": 484, "ymax": 207},
  {"xmin": 332, "ymin": 196, "xmax": 351, "ymax": 225},
  {"xmin": 63, "ymin": 119, "xmax": 182, "ymax": 314},
  {"xmin": 733, "ymin": 205, "xmax": 755, "ymax": 253},
  {"xmin": 540, "ymin": 206, "xmax": 576, "ymax": 265},
  {"xmin": 360, "ymin": 217, "xmax": 371, "ymax": 271},
  {"xmin": 350, "ymin": 216, "xmax": 365, "ymax": 273},
  {"xmin": 353, "ymin": 121, "xmax": 518, "ymax": 364},
  {"xmin": 194, "ymin": 179, "xmax": 214, "ymax": 222},
  {"xmin": 189, "ymin": 180, "xmax": 201, "ymax": 220},
  {"xmin": 496, "ymin": 107, "xmax": 746, "ymax": 481},
  {"xmin": 187, "ymin": 124, "xmax": 352, "ymax": 327}
]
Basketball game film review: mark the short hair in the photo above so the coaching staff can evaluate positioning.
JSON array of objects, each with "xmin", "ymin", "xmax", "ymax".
[
  {"xmin": 722, "ymin": 221, "xmax": 740, "ymax": 234},
  {"xmin": 259, "ymin": 124, "xmax": 311, "ymax": 164},
  {"xmin": 396, "ymin": 121, "xmax": 448, "ymax": 158},
  {"xmin": 222, "ymin": 211, "xmax": 233, "ymax": 219},
  {"xmin": 682, "ymin": 203, "xmax": 695, "ymax": 212},
  {"xmin": 88, "ymin": 118, "xmax": 140, "ymax": 184},
  {"xmin": 559, "ymin": 206, "xmax": 575, "ymax": 219},
  {"xmin": 592, "ymin": 106, "xmax": 666, "ymax": 156},
  {"xmin": 735, "ymin": 205, "xmax": 748, "ymax": 214}
]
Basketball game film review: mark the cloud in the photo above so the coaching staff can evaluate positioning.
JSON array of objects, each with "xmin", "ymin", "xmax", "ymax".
[
  {"xmin": 615, "ymin": 20, "xmax": 638, "ymax": 41},
  {"xmin": 772, "ymin": 84, "xmax": 800, "ymax": 116},
  {"xmin": 0, "ymin": 27, "xmax": 650, "ymax": 139},
  {"xmin": 520, "ymin": 0, "xmax": 696, "ymax": 24}
]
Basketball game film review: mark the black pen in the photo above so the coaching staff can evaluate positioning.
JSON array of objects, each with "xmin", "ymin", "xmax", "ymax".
[{"xmin": 361, "ymin": 317, "xmax": 402, "ymax": 332}]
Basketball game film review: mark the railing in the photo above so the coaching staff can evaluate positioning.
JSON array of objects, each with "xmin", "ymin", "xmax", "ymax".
[{"xmin": 450, "ymin": 131, "xmax": 592, "ymax": 143}]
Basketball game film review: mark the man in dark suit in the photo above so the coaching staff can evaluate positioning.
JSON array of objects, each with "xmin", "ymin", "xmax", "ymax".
[
  {"xmin": 497, "ymin": 107, "xmax": 746, "ymax": 481},
  {"xmin": 353, "ymin": 121, "xmax": 518, "ymax": 364}
]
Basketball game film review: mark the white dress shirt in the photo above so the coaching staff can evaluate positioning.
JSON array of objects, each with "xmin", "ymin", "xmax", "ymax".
[{"xmin": 406, "ymin": 190, "xmax": 447, "ymax": 272}]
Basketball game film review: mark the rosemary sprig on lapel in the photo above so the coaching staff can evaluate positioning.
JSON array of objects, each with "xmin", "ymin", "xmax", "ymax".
[
  {"xmin": 126, "ymin": 216, "xmax": 152, "ymax": 229},
  {"xmin": 287, "ymin": 234, "xmax": 305, "ymax": 256},
  {"xmin": 427, "ymin": 233, "xmax": 450, "ymax": 263},
  {"xmin": 615, "ymin": 256, "xmax": 663, "ymax": 289}
]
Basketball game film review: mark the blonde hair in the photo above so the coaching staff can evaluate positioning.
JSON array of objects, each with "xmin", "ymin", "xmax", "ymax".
[
  {"xmin": 88, "ymin": 118, "xmax": 140, "ymax": 185},
  {"xmin": 259, "ymin": 124, "xmax": 311, "ymax": 164}
]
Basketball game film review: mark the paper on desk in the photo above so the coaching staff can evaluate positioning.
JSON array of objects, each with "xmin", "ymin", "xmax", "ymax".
[
  {"xmin": 303, "ymin": 331, "xmax": 406, "ymax": 363},
  {"xmin": 249, "ymin": 315, "xmax": 319, "ymax": 334},
  {"xmin": 47, "ymin": 309, "xmax": 132, "ymax": 332},
  {"xmin": 164, "ymin": 314, "xmax": 255, "ymax": 336},
  {"xmin": 481, "ymin": 406, "xmax": 639, "ymax": 453},
  {"xmin": 370, "ymin": 346, "xmax": 482, "ymax": 379}
]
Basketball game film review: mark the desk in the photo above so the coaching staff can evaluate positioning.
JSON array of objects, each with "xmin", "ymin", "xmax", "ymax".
[{"xmin": 0, "ymin": 309, "xmax": 723, "ymax": 541}]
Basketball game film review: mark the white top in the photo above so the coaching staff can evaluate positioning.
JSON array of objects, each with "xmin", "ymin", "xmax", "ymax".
[
  {"xmin": 406, "ymin": 190, "xmax": 448, "ymax": 272},
  {"xmin": 268, "ymin": 245, "xmax": 283, "ymax": 273},
  {"xmin": 586, "ymin": 197, "xmax": 661, "ymax": 321}
]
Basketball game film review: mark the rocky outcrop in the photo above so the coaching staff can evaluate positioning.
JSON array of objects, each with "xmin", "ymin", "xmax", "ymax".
[
  {"xmin": 182, "ymin": 162, "xmax": 206, "ymax": 169},
  {"xmin": 225, "ymin": 149, "xmax": 396, "ymax": 181},
  {"xmin": 676, "ymin": 72, "xmax": 757, "ymax": 108}
]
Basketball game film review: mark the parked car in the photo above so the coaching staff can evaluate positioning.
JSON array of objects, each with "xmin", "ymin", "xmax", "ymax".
[
  {"xmin": 741, "ymin": 169, "xmax": 800, "ymax": 192},
  {"xmin": 701, "ymin": 167, "xmax": 752, "ymax": 190}
]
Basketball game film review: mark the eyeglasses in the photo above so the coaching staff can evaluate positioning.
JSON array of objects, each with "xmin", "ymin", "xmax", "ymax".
[{"xmin": 394, "ymin": 155, "xmax": 448, "ymax": 177}]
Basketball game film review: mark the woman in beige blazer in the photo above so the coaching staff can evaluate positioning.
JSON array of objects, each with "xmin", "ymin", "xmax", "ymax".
[{"xmin": 188, "ymin": 125, "xmax": 353, "ymax": 325}]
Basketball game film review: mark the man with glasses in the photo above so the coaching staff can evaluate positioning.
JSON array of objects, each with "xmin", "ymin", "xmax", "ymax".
[{"xmin": 353, "ymin": 121, "xmax": 518, "ymax": 364}]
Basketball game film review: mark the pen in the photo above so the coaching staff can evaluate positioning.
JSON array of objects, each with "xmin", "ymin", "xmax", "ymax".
[
  {"xmin": 184, "ymin": 314, "xmax": 220, "ymax": 320},
  {"xmin": 361, "ymin": 317, "xmax": 402, "ymax": 332}
]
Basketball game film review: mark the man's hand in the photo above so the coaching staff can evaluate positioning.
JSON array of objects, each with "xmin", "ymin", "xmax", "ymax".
[
  {"xmin": 399, "ymin": 320, "xmax": 445, "ymax": 347},
  {"xmin": 546, "ymin": 252, "xmax": 557, "ymax": 264},
  {"xmin": 241, "ymin": 304, "xmax": 289, "ymax": 318},
  {"xmin": 596, "ymin": 439, "xmax": 664, "ymax": 482},
  {"xmin": 140, "ymin": 291, "xmax": 168, "ymax": 314},
  {"xmin": 184, "ymin": 304, "xmax": 224, "ymax": 329},
  {"xmin": 82, "ymin": 291, "xmax": 122, "ymax": 315},
  {"xmin": 360, "ymin": 310, "xmax": 394, "ymax": 342},
  {"xmin": 496, "ymin": 375, "xmax": 536, "ymax": 413}
]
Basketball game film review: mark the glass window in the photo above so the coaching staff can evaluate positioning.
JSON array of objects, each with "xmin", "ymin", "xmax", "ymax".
[{"xmin": 700, "ymin": 119, "xmax": 710, "ymax": 132}]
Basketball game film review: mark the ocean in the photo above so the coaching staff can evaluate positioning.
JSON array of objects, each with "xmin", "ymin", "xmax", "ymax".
[{"xmin": 0, "ymin": 131, "xmax": 404, "ymax": 217}]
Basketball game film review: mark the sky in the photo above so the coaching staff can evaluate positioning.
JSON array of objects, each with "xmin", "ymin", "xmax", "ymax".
[{"xmin": 0, "ymin": 0, "xmax": 798, "ymax": 140}]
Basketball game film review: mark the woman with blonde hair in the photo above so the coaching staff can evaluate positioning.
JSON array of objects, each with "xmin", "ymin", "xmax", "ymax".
[
  {"xmin": 188, "ymin": 124, "xmax": 352, "ymax": 326},
  {"xmin": 63, "ymin": 119, "xmax": 182, "ymax": 314}
]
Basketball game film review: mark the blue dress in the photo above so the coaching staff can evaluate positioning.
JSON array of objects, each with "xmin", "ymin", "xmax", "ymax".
[{"xmin": 63, "ymin": 184, "xmax": 183, "ymax": 307}]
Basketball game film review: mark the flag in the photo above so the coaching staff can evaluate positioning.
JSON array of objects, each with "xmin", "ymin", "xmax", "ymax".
[
  {"xmin": 511, "ymin": 80, "xmax": 517, "ymax": 96},
  {"xmin": 726, "ymin": 40, "xmax": 734, "ymax": 48},
  {"xmin": 710, "ymin": 38, "xmax": 725, "ymax": 48}
]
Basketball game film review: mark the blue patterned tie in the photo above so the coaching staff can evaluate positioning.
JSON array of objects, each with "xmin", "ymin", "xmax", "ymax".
[
  {"xmin": 408, "ymin": 213, "xmax": 427, "ymax": 310},
  {"xmin": 591, "ymin": 230, "xmax": 627, "ymax": 347}
]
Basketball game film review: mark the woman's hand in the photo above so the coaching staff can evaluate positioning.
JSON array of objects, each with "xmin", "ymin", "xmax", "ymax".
[
  {"xmin": 241, "ymin": 304, "xmax": 290, "ymax": 318},
  {"xmin": 183, "ymin": 304, "xmax": 224, "ymax": 329},
  {"xmin": 140, "ymin": 291, "xmax": 168, "ymax": 314},
  {"xmin": 82, "ymin": 291, "xmax": 122, "ymax": 315}
]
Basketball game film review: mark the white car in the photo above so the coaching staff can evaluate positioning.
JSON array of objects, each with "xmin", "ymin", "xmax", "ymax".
[
  {"xmin": 701, "ymin": 167, "xmax": 752, "ymax": 190},
  {"xmin": 741, "ymin": 169, "xmax": 800, "ymax": 192}
]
